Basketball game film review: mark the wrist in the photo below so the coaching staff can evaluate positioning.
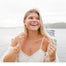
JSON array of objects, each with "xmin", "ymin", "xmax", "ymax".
[{"xmin": 49, "ymin": 55, "xmax": 56, "ymax": 62}]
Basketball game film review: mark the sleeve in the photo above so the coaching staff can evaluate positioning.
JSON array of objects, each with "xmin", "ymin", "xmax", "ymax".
[
  {"xmin": 44, "ymin": 52, "xmax": 59, "ymax": 62},
  {"xmin": 0, "ymin": 46, "xmax": 14, "ymax": 62}
]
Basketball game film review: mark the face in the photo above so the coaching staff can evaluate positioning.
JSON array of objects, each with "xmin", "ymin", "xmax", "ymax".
[{"xmin": 24, "ymin": 13, "xmax": 40, "ymax": 31}]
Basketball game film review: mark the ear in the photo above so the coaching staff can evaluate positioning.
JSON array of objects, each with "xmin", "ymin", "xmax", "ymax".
[{"xmin": 23, "ymin": 20, "xmax": 26, "ymax": 25}]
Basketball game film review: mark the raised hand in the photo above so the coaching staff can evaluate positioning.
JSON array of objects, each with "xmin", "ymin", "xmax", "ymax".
[
  {"xmin": 47, "ymin": 40, "xmax": 56, "ymax": 61},
  {"xmin": 12, "ymin": 33, "xmax": 27, "ymax": 53},
  {"xmin": 17, "ymin": 33, "xmax": 27, "ymax": 47}
]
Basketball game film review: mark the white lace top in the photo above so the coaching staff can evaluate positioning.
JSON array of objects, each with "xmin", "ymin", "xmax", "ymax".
[{"xmin": 0, "ymin": 37, "xmax": 59, "ymax": 62}]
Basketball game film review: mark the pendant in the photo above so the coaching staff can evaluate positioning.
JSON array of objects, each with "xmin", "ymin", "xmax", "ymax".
[{"xmin": 29, "ymin": 48, "xmax": 32, "ymax": 55}]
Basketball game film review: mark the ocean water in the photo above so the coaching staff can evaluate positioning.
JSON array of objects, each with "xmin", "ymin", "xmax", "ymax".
[
  {"xmin": 55, "ymin": 29, "xmax": 66, "ymax": 62},
  {"xmin": 0, "ymin": 28, "xmax": 66, "ymax": 62}
]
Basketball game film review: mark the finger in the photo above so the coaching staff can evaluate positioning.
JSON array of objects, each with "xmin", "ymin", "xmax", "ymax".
[
  {"xmin": 49, "ymin": 43, "xmax": 55, "ymax": 49},
  {"xmin": 19, "ymin": 36, "xmax": 24, "ymax": 39},
  {"xmin": 49, "ymin": 44, "xmax": 53, "ymax": 49},
  {"xmin": 48, "ymin": 45, "xmax": 55, "ymax": 54},
  {"xmin": 49, "ymin": 40, "xmax": 54, "ymax": 46},
  {"xmin": 48, "ymin": 44, "xmax": 53, "ymax": 50},
  {"xmin": 52, "ymin": 47, "xmax": 56, "ymax": 52},
  {"xmin": 50, "ymin": 44, "xmax": 56, "ymax": 51},
  {"xmin": 47, "ymin": 47, "xmax": 53, "ymax": 56},
  {"xmin": 15, "ymin": 44, "xmax": 20, "ymax": 48},
  {"xmin": 48, "ymin": 44, "xmax": 56, "ymax": 52},
  {"xmin": 48, "ymin": 44, "xmax": 56, "ymax": 57},
  {"xmin": 21, "ymin": 33, "xmax": 27, "ymax": 37},
  {"xmin": 48, "ymin": 46, "xmax": 53, "ymax": 53},
  {"xmin": 48, "ymin": 46, "xmax": 56, "ymax": 56}
]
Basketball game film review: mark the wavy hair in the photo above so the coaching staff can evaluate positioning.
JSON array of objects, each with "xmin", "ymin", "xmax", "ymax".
[{"xmin": 23, "ymin": 9, "xmax": 54, "ymax": 43}]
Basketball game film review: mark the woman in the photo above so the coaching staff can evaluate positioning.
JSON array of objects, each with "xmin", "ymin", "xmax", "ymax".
[{"xmin": 1, "ymin": 9, "xmax": 58, "ymax": 62}]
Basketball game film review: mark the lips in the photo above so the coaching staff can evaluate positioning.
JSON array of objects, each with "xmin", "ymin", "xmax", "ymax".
[{"xmin": 30, "ymin": 24, "xmax": 38, "ymax": 26}]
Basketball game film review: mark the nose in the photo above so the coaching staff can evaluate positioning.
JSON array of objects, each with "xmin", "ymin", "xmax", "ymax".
[
  {"xmin": 32, "ymin": 18, "xmax": 37, "ymax": 22},
  {"xmin": 31, "ymin": 19, "xmax": 37, "ymax": 24}
]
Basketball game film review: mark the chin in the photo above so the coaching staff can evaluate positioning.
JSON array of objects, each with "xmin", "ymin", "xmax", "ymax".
[
  {"xmin": 30, "ymin": 28, "xmax": 39, "ymax": 31},
  {"xmin": 28, "ymin": 26, "xmax": 40, "ymax": 31}
]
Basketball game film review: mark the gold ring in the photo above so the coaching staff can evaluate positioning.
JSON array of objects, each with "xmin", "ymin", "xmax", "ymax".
[{"xmin": 50, "ymin": 46, "xmax": 52, "ymax": 49}]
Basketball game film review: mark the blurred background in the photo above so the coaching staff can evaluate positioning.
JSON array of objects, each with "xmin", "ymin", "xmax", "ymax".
[{"xmin": 0, "ymin": 0, "xmax": 66, "ymax": 62}]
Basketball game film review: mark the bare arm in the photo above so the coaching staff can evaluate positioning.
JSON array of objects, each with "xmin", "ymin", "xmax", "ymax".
[
  {"xmin": 3, "ymin": 36, "xmax": 20, "ymax": 62},
  {"xmin": 3, "ymin": 32, "xmax": 27, "ymax": 62}
]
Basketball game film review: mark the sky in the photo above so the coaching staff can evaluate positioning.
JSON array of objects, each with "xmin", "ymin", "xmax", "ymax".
[{"xmin": 0, "ymin": 0, "xmax": 66, "ymax": 27}]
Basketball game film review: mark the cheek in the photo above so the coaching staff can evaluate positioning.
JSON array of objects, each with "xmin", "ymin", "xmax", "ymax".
[
  {"xmin": 26, "ymin": 21, "xmax": 30, "ymax": 26},
  {"xmin": 25, "ymin": 20, "xmax": 30, "ymax": 25},
  {"xmin": 25, "ymin": 21, "xmax": 30, "ymax": 28},
  {"xmin": 38, "ymin": 21, "xmax": 41, "ymax": 26}
]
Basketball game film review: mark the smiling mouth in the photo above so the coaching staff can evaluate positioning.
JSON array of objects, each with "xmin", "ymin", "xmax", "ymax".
[{"xmin": 30, "ymin": 24, "xmax": 38, "ymax": 26}]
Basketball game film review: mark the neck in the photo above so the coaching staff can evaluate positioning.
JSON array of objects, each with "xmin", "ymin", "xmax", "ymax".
[{"xmin": 27, "ymin": 30, "xmax": 41, "ymax": 40}]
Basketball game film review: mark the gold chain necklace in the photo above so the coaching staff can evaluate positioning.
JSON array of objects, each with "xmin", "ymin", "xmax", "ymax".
[
  {"xmin": 28, "ymin": 37, "xmax": 42, "ymax": 55},
  {"xmin": 29, "ymin": 48, "xmax": 32, "ymax": 55}
]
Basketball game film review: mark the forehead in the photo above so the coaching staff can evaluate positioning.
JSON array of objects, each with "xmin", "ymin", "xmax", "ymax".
[{"xmin": 27, "ymin": 13, "xmax": 39, "ymax": 17}]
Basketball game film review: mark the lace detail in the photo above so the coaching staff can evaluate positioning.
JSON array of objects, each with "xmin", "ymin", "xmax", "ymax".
[
  {"xmin": 18, "ymin": 49, "xmax": 46, "ymax": 62},
  {"xmin": 17, "ymin": 37, "xmax": 46, "ymax": 62},
  {"xmin": 0, "ymin": 37, "xmax": 59, "ymax": 62}
]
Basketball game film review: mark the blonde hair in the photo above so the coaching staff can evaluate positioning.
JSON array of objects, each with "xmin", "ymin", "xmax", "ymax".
[{"xmin": 23, "ymin": 9, "xmax": 54, "ymax": 43}]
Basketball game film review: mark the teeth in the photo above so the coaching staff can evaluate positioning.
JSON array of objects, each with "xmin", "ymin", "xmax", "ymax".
[
  {"xmin": 31, "ymin": 24, "xmax": 37, "ymax": 26},
  {"xmin": 32, "ymin": 25, "xmax": 36, "ymax": 26}
]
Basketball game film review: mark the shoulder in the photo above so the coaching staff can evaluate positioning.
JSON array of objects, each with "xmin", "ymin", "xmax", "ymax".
[{"xmin": 11, "ymin": 32, "xmax": 25, "ymax": 47}]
